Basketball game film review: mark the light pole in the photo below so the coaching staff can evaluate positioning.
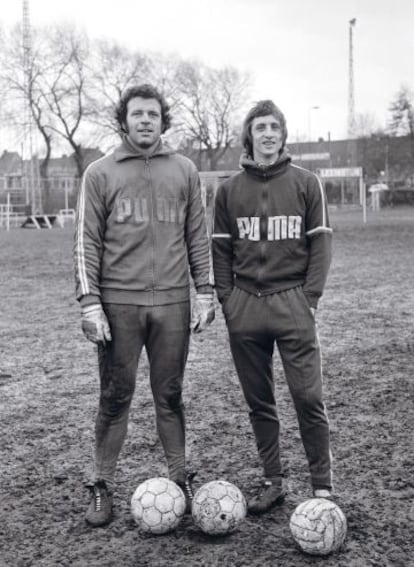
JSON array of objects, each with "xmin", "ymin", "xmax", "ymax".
[
  {"xmin": 308, "ymin": 106, "xmax": 320, "ymax": 142},
  {"xmin": 348, "ymin": 18, "xmax": 357, "ymax": 138}
]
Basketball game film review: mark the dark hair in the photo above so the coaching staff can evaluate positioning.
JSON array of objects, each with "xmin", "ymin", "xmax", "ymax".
[
  {"xmin": 115, "ymin": 84, "xmax": 171, "ymax": 134},
  {"xmin": 241, "ymin": 99, "xmax": 288, "ymax": 157}
]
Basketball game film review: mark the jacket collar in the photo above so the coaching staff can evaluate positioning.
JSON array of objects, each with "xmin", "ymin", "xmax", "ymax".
[
  {"xmin": 114, "ymin": 134, "xmax": 176, "ymax": 162},
  {"xmin": 240, "ymin": 147, "xmax": 291, "ymax": 179}
]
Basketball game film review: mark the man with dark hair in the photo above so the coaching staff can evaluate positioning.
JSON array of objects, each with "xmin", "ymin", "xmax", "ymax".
[
  {"xmin": 74, "ymin": 83, "xmax": 214, "ymax": 526},
  {"xmin": 114, "ymin": 83, "xmax": 172, "ymax": 134},
  {"xmin": 212, "ymin": 99, "xmax": 333, "ymax": 514}
]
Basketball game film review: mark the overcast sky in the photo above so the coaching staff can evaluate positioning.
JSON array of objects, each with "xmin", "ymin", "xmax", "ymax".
[{"xmin": 1, "ymin": 0, "xmax": 413, "ymax": 147}]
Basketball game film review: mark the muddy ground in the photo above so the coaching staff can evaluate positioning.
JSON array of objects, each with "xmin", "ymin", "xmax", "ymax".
[{"xmin": 0, "ymin": 206, "xmax": 413, "ymax": 567}]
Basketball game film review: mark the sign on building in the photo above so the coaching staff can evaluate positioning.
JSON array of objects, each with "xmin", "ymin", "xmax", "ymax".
[
  {"xmin": 317, "ymin": 167, "xmax": 363, "ymax": 178},
  {"xmin": 291, "ymin": 152, "xmax": 331, "ymax": 161}
]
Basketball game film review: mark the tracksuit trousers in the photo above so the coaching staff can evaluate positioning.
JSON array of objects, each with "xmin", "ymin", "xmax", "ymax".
[
  {"xmin": 223, "ymin": 286, "xmax": 332, "ymax": 490},
  {"xmin": 93, "ymin": 301, "xmax": 190, "ymax": 485}
]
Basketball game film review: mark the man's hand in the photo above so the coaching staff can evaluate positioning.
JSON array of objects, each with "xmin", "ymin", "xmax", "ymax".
[
  {"xmin": 190, "ymin": 293, "xmax": 215, "ymax": 333},
  {"xmin": 81, "ymin": 304, "xmax": 112, "ymax": 345}
]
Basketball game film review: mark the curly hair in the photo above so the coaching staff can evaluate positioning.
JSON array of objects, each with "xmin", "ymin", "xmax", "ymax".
[
  {"xmin": 241, "ymin": 100, "xmax": 288, "ymax": 157},
  {"xmin": 115, "ymin": 84, "xmax": 171, "ymax": 134}
]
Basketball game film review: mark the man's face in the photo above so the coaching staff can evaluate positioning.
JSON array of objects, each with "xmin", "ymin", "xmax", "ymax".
[
  {"xmin": 251, "ymin": 114, "xmax": 283, "ymax": 163},
  {"xmin": 124, "ymin": 96, "xmax": 162, "ymax": 151}
]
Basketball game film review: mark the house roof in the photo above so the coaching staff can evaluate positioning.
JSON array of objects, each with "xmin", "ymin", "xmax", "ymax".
[{"xmin": 0, "ymin": 151, "xmax": 22, "ymax": 176}]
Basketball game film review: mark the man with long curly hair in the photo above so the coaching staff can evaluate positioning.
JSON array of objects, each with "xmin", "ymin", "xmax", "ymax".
[{"xmin": 212, "ymin": 99, "xmax": 333, "ymax": 514}]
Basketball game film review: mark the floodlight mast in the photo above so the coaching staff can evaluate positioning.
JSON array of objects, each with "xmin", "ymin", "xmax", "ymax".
[
  {"xmin": 22, "ymin": 0, "xmax": 41, "ymax": 214},
  {"xmin": 347, "ymin": 18, "xmax": 357, "ymax": 139}
]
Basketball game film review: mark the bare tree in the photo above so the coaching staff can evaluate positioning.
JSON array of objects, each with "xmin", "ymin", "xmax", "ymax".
[
  {"xmin": 0, "ymin": 23, "xmax": 96, "ymax": 178},
  {"xmin": 141, "ymin": 52, "xmax": 186, "ymax": 149},
  {"xmin": 87, "ymin": 47, "xmax": 187, "ymax": 151},
  {"xmin": 145, "ymin": 52, "xmax": 182, "ymax": 109},
  {"xmin": 39, "ymin": 25, "xmax": 95, "ymax": 178},
  {"xmin": 354, "ymin": 112, "xmax": 384, "ymax": 139},
  {"xmin": 88, "ymin": 39, "xmax": 151, "ymax": 148},
  {"xmin": 1, "ymin": 22, "xmax": 251, "ymax": 175},
  {"xmin": 175, "ymin": 61, "xmax": 250, "ymax": 170},
  {"xmin": 0, "ymin": 24, "xmax": 54, "ymax": 178}
]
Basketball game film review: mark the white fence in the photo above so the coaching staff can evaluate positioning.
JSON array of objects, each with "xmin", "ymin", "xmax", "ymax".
[
  {"xmin": 0, "ymin": 210, "xmax": 26, "ymax": 229},
  {"xmin": 0, "ymin": 201, "xmax": 26, "ymax": 230}
]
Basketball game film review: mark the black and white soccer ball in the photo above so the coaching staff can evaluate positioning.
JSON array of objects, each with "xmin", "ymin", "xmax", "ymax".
[
  {"xmin": 290, "ymin": 498, "xmax": 347, "ymax": 555},
  {"xmin": 192, "ymin": 480, "xmax": 247, "ymax": 536},
  {"xmin": 131, "ymin": 477, "xmax": 186, "ymax": 534}
]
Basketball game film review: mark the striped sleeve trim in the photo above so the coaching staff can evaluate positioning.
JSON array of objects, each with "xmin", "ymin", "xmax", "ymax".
[
  {"xmin": 76, "ymin": 173, "xmax": 90, "ymax": 296},
  {"xmin": 75, "ymin": 156, "xmax": 106, "ymax": 297},
  {"xmin": 212, "ymin": 233, "xmax": 232, "ymax": 239},
  {"xmin": 306, "ymin": 226, "xmax": 333, "ymax": 236}
]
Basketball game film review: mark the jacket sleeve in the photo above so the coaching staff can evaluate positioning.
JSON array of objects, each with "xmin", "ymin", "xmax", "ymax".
[
  {"xmin": 303, "ymin": 173, "xmax": 333, "ymax": 308},
  {"xmin": 211, "ymin": 183, "xmax": 234, "ymax": 304},
  {"xmin": 73, "ymin": 165, "xmax": 106, "ymax": 305},
  {"xmin": 185, "ymin": 165, "xmax": 213, "ymax": 292}
]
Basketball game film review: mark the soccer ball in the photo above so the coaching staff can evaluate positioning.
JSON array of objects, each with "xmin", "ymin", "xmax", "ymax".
[
  {"xmin": 130, "ymin": 477, "xmax": 186, "ymax": 534},
  {"xmin": 290, "ymin": 498, "xmax": 347, "ymax": 556},
  {"xmin": 192, "ymin": 480, "xmax": 247, "ymax": 536}
]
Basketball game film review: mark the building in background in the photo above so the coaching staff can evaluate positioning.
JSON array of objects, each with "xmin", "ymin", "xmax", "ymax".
[
  {"xmin": 189, "ymin": 135, "xmax": 414, "ymax": 207},
  {"xmin": 1, "ymin": 136, "xmax": 414, "ymax": 214},
  {"xmin": 0, "ymin": 148, "xmax": 103, "ymax": 213}
]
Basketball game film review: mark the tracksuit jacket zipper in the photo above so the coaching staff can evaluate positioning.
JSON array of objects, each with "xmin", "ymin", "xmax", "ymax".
[
  {"xmin": 257, "ymin": 178, "xmax": 269, "ymax": 296},
  {"xmin": 146, "ymin": 158, "xmax": 156, "ymax": 298}
]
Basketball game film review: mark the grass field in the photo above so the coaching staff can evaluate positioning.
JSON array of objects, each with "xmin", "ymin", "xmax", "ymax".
[{"xmin": 0, "ymin": 206, "xmax": 413, "ymax": 567}]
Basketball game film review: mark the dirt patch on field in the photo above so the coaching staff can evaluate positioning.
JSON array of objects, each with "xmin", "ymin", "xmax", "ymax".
[{"xmin": 1, "ymin": 207, "xmax": 413, "ymax": 566}]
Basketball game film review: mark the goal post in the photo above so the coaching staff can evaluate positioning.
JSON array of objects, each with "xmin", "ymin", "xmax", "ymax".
[{"xmin": 199, "ymin": 170, "xmax": 236, "ymax": 233}]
